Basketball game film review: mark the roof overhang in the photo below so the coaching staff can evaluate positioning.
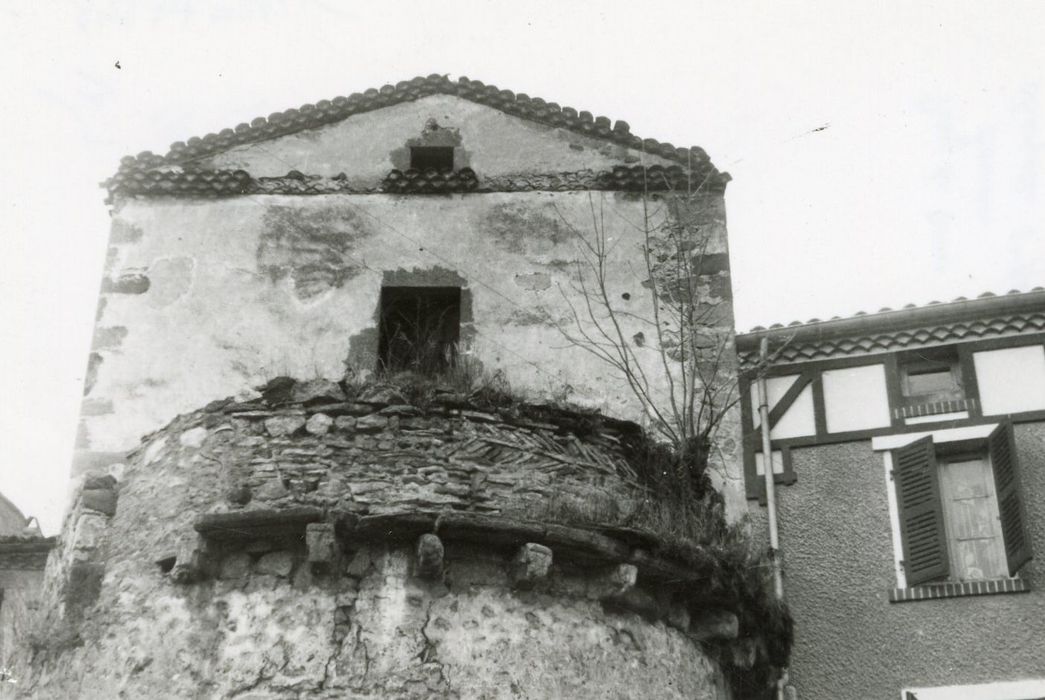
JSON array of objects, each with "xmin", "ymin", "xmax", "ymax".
[{"xmin": 736, "ymin": 288, "xmax": 1045, "ymax": 366}]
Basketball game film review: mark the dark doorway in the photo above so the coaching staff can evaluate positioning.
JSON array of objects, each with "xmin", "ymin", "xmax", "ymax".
[{"xmin": 378, "ymin": 287, "xmax": 461, "ymax": 373}]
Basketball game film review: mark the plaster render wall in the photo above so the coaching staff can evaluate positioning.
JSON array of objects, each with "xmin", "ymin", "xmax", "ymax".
[
  {"xmin": 82, "ymin": 190, "xmax": 742, "ymax": 515},
  {"xmin": 201, "ymin": 95, "xmax": 680, "ymax": 184},
  {"xmin": 752, "ymin": 425, "xmax": 1045, "ymax": 699}
]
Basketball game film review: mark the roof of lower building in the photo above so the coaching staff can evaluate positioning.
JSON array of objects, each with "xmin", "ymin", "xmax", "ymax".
[
  {"xmin": 736, "ymin": 287, "xmax": 1045, "ymax": 366},
  {"xmin": 0, "ymin": 490, "xmax": 30, "ymax": 536}
]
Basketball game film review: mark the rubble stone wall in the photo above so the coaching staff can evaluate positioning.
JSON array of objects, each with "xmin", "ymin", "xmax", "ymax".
[{"xmin": 5, "ymin": 391, "xmax": 739, "ymax": 699}]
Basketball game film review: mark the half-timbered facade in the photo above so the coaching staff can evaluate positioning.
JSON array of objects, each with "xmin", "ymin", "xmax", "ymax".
[{"xmin": 737, "ymin": 289, "xmax": 1045, "ymax": 700}]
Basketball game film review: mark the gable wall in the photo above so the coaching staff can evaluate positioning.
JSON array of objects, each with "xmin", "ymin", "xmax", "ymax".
[{"xmin": 199, "ymin": 95, "xmax": 680, "ymax": 184}]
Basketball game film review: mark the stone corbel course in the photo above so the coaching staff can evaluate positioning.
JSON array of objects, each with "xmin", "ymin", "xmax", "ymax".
[{"xmin": 186, "ymin": 506, "xmax": 740, "ymax": 645}]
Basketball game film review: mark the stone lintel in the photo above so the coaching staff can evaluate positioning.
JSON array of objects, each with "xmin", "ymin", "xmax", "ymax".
[
  {"xmin": 629, "ymin": 548, "xmax": 706, "ymax": 585},
  {"xmin": 348, "ymin": 512, "xmax": 437, "ymax": 543},
  {"xmin": 437, "ymin": 512, "xmax": 545, "ymax": 549},
  {"xmin": 544, "ymin": 523, "xmax": 630, "ymax": 563},
  {"xmin": 194, "ymin": 507, "xmax": 324, "ymax": 541}
]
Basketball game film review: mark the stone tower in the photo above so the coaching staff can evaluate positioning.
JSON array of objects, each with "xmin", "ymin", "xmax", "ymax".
[{"xmin": 2, "ymin": 76, "xmax": 785, "ymax": 698}]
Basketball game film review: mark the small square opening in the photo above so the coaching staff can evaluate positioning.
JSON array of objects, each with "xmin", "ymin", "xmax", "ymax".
[
  {"xmin": 410, "ymin": 146, "xmax": 455, "ymax": 172},
  {"xmin": 378, "ymin": 287, "xmax": 461, "ymax": 373},
  {"xmin": 899, "ymin": 347, "xmax": 964, "ymax": 405}
]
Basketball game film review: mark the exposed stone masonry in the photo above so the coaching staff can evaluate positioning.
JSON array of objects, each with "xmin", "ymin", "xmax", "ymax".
[
  {"xmin": 4, "ymin": 379, "xmax": 763, "ymax": 698},
  {"xmin": 189, "ymin": 382, "xmax": 644, "ymax": 519}
]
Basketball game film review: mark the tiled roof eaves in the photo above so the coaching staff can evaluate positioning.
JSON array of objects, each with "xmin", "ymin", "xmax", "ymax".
[
  {"xmin": 113, "ymin": 74, "xmax": 724, "ymax": 179},
  {"xmin": 736, "ymin": 288, "xmax": 1045, "ymax": 353},
  {"xmin": 737, "ymin": 311, "xmax": 1045, "ymax": 368},
  {"xmin": 104, "ymin": 164, "xmax": 729, "ymax": 200},
  {"xmin": 736, "ymin": 292, "xmax": 1045, "ymax": 368}
]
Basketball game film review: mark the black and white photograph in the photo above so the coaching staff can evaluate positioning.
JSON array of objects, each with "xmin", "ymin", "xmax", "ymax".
[{"xmin": 1, "ymin": 3, "xmax": 1044, "ymax": 698}]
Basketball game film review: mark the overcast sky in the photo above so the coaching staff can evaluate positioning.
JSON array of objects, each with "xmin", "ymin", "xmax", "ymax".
[{"xmin": 2, "ymin": 1, "xmax": 1043, "ymax": 533}]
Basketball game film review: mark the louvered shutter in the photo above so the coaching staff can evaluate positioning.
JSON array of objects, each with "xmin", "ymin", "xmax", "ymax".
[
  {"xmin": 893, "ymin": 436, "xmax": 949, "ymax": 585},
  {"xmin": 989, "ymin": 422, "xmax": 1032, "ymax": 575}
]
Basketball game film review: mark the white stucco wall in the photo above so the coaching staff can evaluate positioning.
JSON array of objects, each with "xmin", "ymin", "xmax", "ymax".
[
  {"xmin": 749, "ymin": 374, "xmax": 816, "ymax": 439},
  {"xmin": 974, "ymin": 344, "xmax": 1045, "ymax": 415},
  {"xmin": 821, "ymin": 363, "xmax": 891, "ymax": 433}
]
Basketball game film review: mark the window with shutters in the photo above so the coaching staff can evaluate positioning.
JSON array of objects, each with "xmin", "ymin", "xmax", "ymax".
[{"xmin": 889, "ymin": 422, "xmax": 1032, "ymax": 598}]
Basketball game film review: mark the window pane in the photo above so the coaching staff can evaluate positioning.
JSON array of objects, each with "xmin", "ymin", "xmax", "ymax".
[
  {"xmin": 938, "ymin": 458, "xmax": 1007, "ymax": 581},
  {"xmin": 907, "ymin": 369, "xmax": 957, "ymax": 396}
]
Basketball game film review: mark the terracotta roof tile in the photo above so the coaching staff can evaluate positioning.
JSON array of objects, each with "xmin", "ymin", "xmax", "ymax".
[
  {"xmin": 742, "ymin": 288, "xmax": 1045, "ymax": 336},
  {"xmin": 104, "ymin": 163, "xmax": 727, "ymax": 200},
  {"xmin": 737, "ymin": 288, "xmax": 1045, "ymax": 367},
  {"xmin": 113, "ymin": 74, "xmax": 721, "ymax": 179},
  {"xmin": 381, "ymin": 167, "xmax": 481, "ymax": 194}
]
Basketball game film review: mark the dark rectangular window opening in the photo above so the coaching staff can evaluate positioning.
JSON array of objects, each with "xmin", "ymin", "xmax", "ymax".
[
  {"xmin": 899, "ymin": 347, "xmax": 964, "ymax": 405},
  {"xmin": 410, "ymin": 146, "xmax": 454, "ymax": 172},
  {"xmin": 378, "ymin": 286, "xmax": 461, "ymax": 374}
]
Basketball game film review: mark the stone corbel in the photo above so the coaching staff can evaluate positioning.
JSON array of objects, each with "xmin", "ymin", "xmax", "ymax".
[
  {"xmin": 414, "ymin": 533, "xmax": 444, "ymax": 581},
  {"xmin": 306, "ymin": 522, "xmax": 341, "ymax": 576},
  {"xmin": 508, "ymin": 542, "xmax": 553, "ymax": 589}
]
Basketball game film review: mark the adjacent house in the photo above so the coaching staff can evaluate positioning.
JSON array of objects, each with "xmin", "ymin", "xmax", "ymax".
[{"xmin": 737, "ymin": 289, "xmax": 1045, "ymax": 700}]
